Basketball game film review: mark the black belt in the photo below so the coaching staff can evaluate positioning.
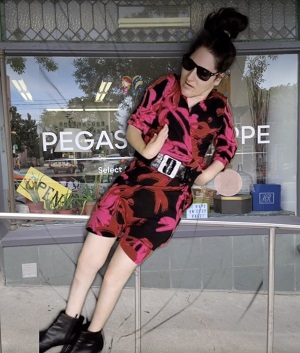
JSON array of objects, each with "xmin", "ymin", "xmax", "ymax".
[{"xmin": 144, "ymin": 153, "xmax": 199, "ymax": 186}]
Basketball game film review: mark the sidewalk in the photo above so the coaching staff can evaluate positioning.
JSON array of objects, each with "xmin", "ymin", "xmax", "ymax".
[{"xmin": 0, "ymin": 268, "xmax": 299, "ymax": 353}]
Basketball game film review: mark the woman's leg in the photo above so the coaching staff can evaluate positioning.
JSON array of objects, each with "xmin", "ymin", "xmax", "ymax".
[
  {"xmin": 39, "ymin": 233, "xmax": 116, "ymax": 352},
  {"xmin": 87, "ymin": 244, "xmax": 137, "ymax": 332},
  {"xmin": 65, "ymin": 232, "xmax": 117, "ymax": 318}
]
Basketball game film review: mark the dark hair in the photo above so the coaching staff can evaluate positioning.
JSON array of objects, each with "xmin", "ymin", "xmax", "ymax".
[{"xmin": 188, "ymin": 8, "xmax": 248, "ymax": 73}]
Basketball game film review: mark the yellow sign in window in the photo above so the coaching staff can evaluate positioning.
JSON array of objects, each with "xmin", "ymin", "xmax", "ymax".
[{"xmin": 17, "ymin": 167, "xmax": 71, "ymax": 208}]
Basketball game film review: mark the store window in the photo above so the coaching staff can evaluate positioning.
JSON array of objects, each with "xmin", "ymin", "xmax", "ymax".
[{"xmin": 6, "ymin": 54, "xmax": 297, "ymax": 222}]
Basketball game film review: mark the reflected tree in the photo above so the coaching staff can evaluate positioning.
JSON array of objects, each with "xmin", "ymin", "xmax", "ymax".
[
  {"xmin": 73, "ymin": 57, "xmax": 179, "ymax": 104},
  {"xmin": 10, "ymin": 106, "xmax": 23, "ymax": 153},
  {"xmin": 10, "ymin": 106, "xmax": 39, "ymax": 158},
  {"xmin": 243, "ymin": 55, "xmax": 277, "ymax": 183},
  {"xmin": 7, "ymin": 56, "xmax": 58, "ymax": 75},
  {"xmin": 72, "ymin": 57, "xmax": 180, "ymax": 127},
  {"xmin": 9, "ymin": 55, "xmax": 181, "ymax": 157},
  {"xmin": 38, "ymin": 56, "xmax": 180, "ymax": 156},
  {"xmin": 8, "ymin": 56, "xmax": 59, "ymax": 161}
]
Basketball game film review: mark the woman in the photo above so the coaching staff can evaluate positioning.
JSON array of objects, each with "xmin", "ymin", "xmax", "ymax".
[{"xmin": 39, "ymin": 7, "xmax": 248, "ymax": 353}]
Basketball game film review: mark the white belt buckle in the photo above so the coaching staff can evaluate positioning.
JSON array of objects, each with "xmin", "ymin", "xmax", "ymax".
[{"xmin": 157, "ymin": 155, "xmax": 181, "ymax": 178}]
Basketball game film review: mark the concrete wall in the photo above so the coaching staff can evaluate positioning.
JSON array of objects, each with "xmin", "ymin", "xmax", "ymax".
[{"xmin": 2, "ymin": 230, "xmax": 300, "ymax": 292}]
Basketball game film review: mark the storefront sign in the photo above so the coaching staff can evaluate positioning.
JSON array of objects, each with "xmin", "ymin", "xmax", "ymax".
[
  {"xmin": 42, "ymin": 124, "xmax": 270, "ymax": 152},
  {"xmin": 234, "ymin": 125, "xmax": 270, "ymax": 144},
  {"xmin": 17, "ymin": 167, "xmax": 71, "ymax": 206}
]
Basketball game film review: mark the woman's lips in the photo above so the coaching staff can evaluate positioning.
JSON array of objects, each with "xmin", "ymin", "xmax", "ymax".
[{"xmin": 183, "ymin": 82, "xmax": 194, "ymax": 91}]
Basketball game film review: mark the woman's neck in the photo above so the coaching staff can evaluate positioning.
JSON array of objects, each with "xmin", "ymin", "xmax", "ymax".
[
  {"xmin": 186, "ymin": 88, "xmax": 214, "ymax": 108},
  {"xmin": 187, "ymin": 95, "xmax": 206, "ymax": 108}
]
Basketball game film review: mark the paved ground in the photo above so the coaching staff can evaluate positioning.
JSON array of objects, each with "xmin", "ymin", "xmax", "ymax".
[{"xmin": 0, "ymin": 267, "xmax": 299, "ymax": 353}]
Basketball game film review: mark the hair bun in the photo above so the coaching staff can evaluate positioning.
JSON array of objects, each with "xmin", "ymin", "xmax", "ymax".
[{"xmin": 204, "ymin": 7, "xmax": 248, "ymax": 40}]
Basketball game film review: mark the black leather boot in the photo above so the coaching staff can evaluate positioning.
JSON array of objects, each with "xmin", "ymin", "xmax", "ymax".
[
  {"xmin": 68, "ymin": 329, "xmax": 104, "ymax": 353},
  {"xmin": 39, "ymin": 311, "xmax": 84, "ymax": 353}
]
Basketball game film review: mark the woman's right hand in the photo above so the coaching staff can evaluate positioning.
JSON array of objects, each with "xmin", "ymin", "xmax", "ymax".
[
  {"xmin": 141, "ymin": 124, "xmax": 169, "ymax": 159},
  {"xmin": 126, "ymin": 124, "xmax": 169, "ymax": 160}
]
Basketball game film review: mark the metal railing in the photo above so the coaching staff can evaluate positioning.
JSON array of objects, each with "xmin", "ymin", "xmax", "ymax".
[{"xmin": 1, "ymin": 212, "xmax": 300, "ymax": 353}]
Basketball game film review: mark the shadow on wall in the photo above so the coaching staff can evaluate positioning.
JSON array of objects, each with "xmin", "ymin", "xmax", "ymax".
[{"xmin": 0, "ymin": 220, "xmax": 9, "ymax": 241}]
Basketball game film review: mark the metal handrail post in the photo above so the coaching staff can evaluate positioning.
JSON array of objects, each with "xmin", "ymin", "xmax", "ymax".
[
  {"xmin": 0, "ymin": 320, "xmax": 2, "ymax": 353},
  {"xmin": 267, "ymin": 227, "xmax": 276, "ymax": 353},
  {"xmin": 135, "ymin": 266, "xmax": 141, "ymax": 353},
  {"xmin": 0, "ymin": 314, "xmax": 2, "ymax": 353}
]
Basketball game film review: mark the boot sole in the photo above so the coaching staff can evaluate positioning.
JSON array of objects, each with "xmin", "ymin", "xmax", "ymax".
[{"xmin": 61, "ymin": 331, "xmax": 105, "ymax": 353}]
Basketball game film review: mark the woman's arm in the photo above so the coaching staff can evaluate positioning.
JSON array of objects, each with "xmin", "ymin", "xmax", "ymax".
[
  {"xmin": 211, "ymin": 99, "xmax": 237, "ymax": 166},
  {"xmin": 126, "ymin": 124, "xmax": 169, "ymax": 160},
  {"xmin": 194, "ymin": 98, "xmax": 236, "ymax": 186},
  {"xmin": 194, "ymin": 160, "xmax": 224, "ymax": 186}
]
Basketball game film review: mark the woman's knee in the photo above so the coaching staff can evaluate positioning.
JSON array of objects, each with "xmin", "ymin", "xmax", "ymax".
[
  {"xmin": 102, "ymin": 246, "xmax": 137, "ymax": 286},
  {"xmin": 76, "ymin": 249, "xmax": 99, "ymax": 271},
  {"xmin": 102, "ymin": 268, "xmax": 125, "ymax": 289},
  {"xmin": 76, "ymin": 235, "xmax": 116, "ymax": 272}
]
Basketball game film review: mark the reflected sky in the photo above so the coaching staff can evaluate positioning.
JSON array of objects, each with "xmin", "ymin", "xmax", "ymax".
[
  {"xmin": 8, "ymin": 58, "xmax": 85, "ymax": 121},
  {"xmin": 260, "ymin": 55, "xmax": 297, "ymax": 89},
  {"xmin": 7, "ymin": 54, "xmax": 298, "ymax": 122},
  {"xmin": 7, "ymin": 56, "xmax": 180, "ymax": 122}
]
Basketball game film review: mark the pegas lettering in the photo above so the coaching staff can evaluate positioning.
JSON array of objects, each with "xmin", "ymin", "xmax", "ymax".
[{"xmin": 42, "ymin": 130, "xmax": 128, "ymax": 152}]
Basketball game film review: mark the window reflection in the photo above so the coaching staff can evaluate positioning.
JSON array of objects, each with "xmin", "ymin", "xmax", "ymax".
[
  {"xmin": 7, "ymin": 54, "xmax": 298, "ymax": 220},
  {"xmin": 231, "ymin": 54, "xmax": 297, "ymax": 213}
]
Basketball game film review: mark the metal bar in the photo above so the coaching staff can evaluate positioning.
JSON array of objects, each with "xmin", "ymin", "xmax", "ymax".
[
  {"xmin": 267, "ymin": 228, "xmax": 276, "ymax": 353},
  {"xmin": 0, "ymin": 212, "xmax": 89, "ymax": 221},
  {"xmin": 135, "ymin": 266, "xmax": 141, "ymax": 353},
  {"xmin": 180, "ymin": 219, "xmax": 300, "ymax": 231},
  {"xmin": 2, "ymin": 212, "xmax": 300, "ymax": 231}
]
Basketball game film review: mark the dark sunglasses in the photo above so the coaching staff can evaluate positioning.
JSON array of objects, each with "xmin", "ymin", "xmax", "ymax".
[{"xmin": 182, "ymin": 55, "xmax": 219, "ymax": 81}]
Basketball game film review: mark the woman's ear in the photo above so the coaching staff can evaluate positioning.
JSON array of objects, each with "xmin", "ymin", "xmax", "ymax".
[{"xmin": 213, "ymin": 73, "xmax": 226, "ymax": 86}]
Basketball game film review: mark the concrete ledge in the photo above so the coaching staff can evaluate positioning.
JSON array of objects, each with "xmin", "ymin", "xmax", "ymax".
[{"xmin": 1, "ymin": 223, "xmax": 87, "ymax": 247}]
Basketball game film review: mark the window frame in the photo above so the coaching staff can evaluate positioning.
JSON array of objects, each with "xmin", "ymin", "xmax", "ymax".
[{"xmin": 1, "ymin": 39, "xmax": 300, "ymax": 238}]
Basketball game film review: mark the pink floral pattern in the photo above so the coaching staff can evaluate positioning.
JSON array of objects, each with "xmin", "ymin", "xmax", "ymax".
[{"xmin": 87, "ymin": 74, "xmax": 237, "ymax": 264}]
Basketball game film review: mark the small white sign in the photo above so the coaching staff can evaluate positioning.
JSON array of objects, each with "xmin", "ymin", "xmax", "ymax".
[
  {"xmin": 22, "ymin": 263, "xmax": 38, "ymax": 278},
  {"xmin": 186, "ymin": 203, "xmax": 208, "ymax": 219}
]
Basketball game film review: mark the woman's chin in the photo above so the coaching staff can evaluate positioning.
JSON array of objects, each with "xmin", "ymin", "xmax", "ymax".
[{"xmin": 180, "ymin": 87, "xmax": 193, "ymax": 98}]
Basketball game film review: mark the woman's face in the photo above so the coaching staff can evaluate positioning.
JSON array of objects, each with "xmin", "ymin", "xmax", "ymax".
[{"xmin": 180, "ymin": 46, "xmax": 223, "ymax": 99}]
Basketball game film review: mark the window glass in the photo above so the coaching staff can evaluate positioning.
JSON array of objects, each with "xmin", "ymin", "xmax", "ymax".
[
  {"xmin": 189, "ymin": 54, "xmax": 297, "ymax": 219},
  {"xmin": 233, "ymin": 55, "xmax": 297, "ymax": 214},
  {"xmin": 6, "ymin": 54, "xmax": 297, "ymax": 223}
]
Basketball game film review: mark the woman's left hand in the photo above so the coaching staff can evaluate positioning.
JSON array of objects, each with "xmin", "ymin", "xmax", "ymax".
[{"xmin": 194, "ymin": 160, "xmax": 225, "ymax": 186}]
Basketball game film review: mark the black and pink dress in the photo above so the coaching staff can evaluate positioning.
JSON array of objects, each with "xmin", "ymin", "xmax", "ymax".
[{"xmin": 86, "ymin": 74, "xmax": 237, "ymax": 264}]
